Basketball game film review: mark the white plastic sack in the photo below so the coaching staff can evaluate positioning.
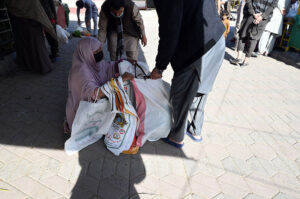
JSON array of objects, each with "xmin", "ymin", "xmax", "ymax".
[
  {"xmin": 56, "ymin": 24, "xmax": 69, "ymax": 44},
  {"xmin": 64, "ymin": 99, "xmax": 116, "ymax": 155},
  {"xmin": 75, "ymin": 25, "xmax": 83, "ymax": 32},
  {"xmin": 133, "ymin": 79, "xmax": 171, "ymax": 146},
  {"xmin": 118, "ymin": 60, "xmax": 149, "ymax": 78},
  {"xmin": 101, "ymin": 77, "xmax": 139, "ymax": 156}
]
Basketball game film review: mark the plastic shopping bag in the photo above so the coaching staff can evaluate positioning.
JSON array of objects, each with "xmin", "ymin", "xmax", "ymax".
[
  {"xmin": 101, "ymin": 77, "xmax": 139, "ymax": 156},
  {"xmin": 118, "ymin": 60, "xmax": 150, "ymax": 78},
  {"xmin": 132, "ymin": 79, "xmax": 171, "ymax": 146},
  {"xmin": 64, "ymin": 98, "xmax": 116, "ymax": 155},
  {"xmin": 56, "ymin": 24, "xmax": 69, "ymax": 44}
]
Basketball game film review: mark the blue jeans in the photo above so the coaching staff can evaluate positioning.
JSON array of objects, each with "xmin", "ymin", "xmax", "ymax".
[{"xmin": 86, "ymin": 14, "xmax": 98, "ymax": 36}]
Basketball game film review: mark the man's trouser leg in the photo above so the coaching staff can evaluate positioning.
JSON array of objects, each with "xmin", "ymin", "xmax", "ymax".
[
  {"xmin": 246, "ymin": 39, "xmax": 258, "ymax": 57},
  {"xmin": 124, "ymin": 33, "xmax": 139, "ymax": 61},
  {"xmin": 108, "ymin": 32, "xmax": 139, "ymax": 61},
  {"xmin": 92, "ymin": 14, "xmax": 98, "ymax": 36},
  {"xmin": 237, "ymin": 37, "xmax": 247, "ymax": 53},
  {"xmin": 86, "ymin": 19, "xmax": 92, "ymax": 34},
  {"xmin": 169, "ymin": 66, "xmax": 201, "ymax": 142},
  {"xmin": 258, "ymin": 31, "xmax": 271, "ymax": 54},
  {"xmin": 187, "ymin": 93, "xmax": 208, "ymax": 136},
  {"xmin": 265, "ymin": 34, "xmax": 277, "ymax": 55},
  {"xmin": 169, "ymin": 36, "xmax": 225, "ymax": 142},
  {"xmin": 107, "ymin": 31, "xmax": 118, "ymax": 61},
  {"xmin": 187, "ymin": 36, "xmax": 225, "ymax": 136}
]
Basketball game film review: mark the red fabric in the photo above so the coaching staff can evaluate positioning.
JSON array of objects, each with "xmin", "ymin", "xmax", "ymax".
[
  {"xmin": 50, "ymin": 19, "xmax": 56, "ymax": 24},
  {"xmin": 56, "ymin": 5, "xmax": 66, "ymax": 29},
  {"xmin": 131, "ymin": 80, "xmax": 146, "ymax": 147}
]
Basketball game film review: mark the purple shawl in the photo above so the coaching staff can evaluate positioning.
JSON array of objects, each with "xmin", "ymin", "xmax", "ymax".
[{"xmin": 65, "ymin": 37, "xmax": 116, "ymax": 132}]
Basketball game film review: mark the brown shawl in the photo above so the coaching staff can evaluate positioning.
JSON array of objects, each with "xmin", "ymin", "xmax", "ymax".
[{"xmin": 5, "ymin": 0, "xmax": 57, "ymax": 39}]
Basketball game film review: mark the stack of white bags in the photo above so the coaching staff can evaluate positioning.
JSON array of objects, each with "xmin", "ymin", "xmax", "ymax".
[{"xmin": 65, "ymin": 61, "xmax": 172, "ymax": 156}]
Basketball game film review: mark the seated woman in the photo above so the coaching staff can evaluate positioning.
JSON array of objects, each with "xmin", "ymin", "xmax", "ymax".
[{"xmin": 64, "ymin": 37, "xmax": 133, "ymax": 134}]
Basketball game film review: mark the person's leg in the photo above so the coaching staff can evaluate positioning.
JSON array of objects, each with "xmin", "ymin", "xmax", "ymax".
[
  {"xmin": 230, "ymin": 37, "xmax": 245, "ymax": 64},
  {"xmin": 243, "ymin": 39, "xmax": 258, "ymax": 64},
  {"xmin": 170, "ymin": 35, "xmax": 225, "ymax": 143},
  {"xmin": 169, "ymin": 67, "xmax": 200, "ymax": 144},
  {"xmin": 107, "ymin": 31, "xmax": 118, "ymax": 61},
  {"xmin": 258, "ymin": 31, "xmax": 271, "ymax": 54},
  {"xmin": 265, "ymin": 34, "xmax": 277, "ymax": 56},
  {"xmin": 187, "ymin": 93, "xmax": 208, "ymax": 139},
  {"xmin": 237, "ymin": 38, "xmax": 246, "ymax": 59},
  {"xmin": 124, "ymin": 34, "xmax": 139, "ymax": 61},
  {"xmin": 187, "ymin": 35, "xmax": 225, "ymax": 139},
  {"xmin": 92, "ymin": 14, "xmax": 98, "ymax": 37},
  {"xmin": 85, "ymin": 19, "xmax": 92, "ymax": 34}
]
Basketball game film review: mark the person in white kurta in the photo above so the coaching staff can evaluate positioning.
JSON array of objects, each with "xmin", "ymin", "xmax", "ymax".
[{"xmin": 258, "ymin": 0, "xmax": 291, "ymax": 55}]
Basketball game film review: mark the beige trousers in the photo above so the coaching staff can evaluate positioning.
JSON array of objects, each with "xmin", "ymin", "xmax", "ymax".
[{"xmin": 107, "ymin": 31, "xmax": 139, "ymax": 61}]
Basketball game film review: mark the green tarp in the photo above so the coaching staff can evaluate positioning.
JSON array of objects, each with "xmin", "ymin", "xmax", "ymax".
[{"xmin": 289, "ymin": 15, "xmax": 300, "ymax": 49}]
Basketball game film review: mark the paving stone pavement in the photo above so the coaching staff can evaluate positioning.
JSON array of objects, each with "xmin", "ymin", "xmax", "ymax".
[{"xmin": 0, "ymin": 10, "xmax": 300, "ymax": 199}]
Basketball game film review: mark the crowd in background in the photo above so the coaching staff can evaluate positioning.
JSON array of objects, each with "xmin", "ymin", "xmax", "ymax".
[{"xmin": 217, "ymin": 0, "xmax": 300, "ymax": 67}]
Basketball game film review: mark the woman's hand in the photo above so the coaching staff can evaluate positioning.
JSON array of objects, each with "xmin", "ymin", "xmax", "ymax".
[
  {"xmin": 122, "ymin": 72, "xmax": 134, "ymax": 82},
  {"xmin": 92, "ymin": 87, "xmax": 105, "ymax": 101}
]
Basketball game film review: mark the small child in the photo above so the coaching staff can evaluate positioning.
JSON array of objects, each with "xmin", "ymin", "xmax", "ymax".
[{"xmin": 222, "ymin": 10, "xmax": 230, "ymax": 38}]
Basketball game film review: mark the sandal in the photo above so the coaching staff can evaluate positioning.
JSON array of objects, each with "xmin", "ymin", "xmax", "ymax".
[
  {"xmin": 186, "ymin": 131, "xmax": 203, "ymax": 142},
  {"xmin": 162, "ymin": 137, "xmax": 184, "ymax": 148}
]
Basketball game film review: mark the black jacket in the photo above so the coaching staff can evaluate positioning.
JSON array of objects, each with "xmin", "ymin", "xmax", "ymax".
[{"xmin": 153, "ymin": 0, "xmax": 225, "ymax": 72}]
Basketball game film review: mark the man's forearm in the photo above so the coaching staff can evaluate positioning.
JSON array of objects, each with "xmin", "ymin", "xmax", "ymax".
[
  {"xmin": 77, "ymin": 8, "xmax": 80, "ymax": 21},
  {"xmin": 132, "ymin": 5, "xmax": 145, "ymax": 35}
]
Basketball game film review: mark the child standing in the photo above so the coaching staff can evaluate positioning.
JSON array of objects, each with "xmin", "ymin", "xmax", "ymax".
[{"xmin": 222, "ymin": 10, "xmax": 230, "ymax": 38}]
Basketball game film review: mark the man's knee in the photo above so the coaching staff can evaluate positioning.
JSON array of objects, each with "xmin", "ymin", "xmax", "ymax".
[{"xmin": 126, "ymin": 51, "xmax": 138, "ymax": 61}]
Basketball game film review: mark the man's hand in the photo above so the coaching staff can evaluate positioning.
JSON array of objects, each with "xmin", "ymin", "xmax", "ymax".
[
  {"xmin": 122, "ymin": 72, "xmax": 134, "ymax": 81},
  {"xmin": 150, "ymin": 68, "xmax": 163, "ymax": 80},
  {"xmin": 141, "ymin": 34, "xmax": 147, "ymax": 47},
  {"xmin": 281, "ymin": 9, "xmax": 286, "ymax": 15},
  {"xmin": 253, "ymin": 13, "xmax": 262, "ymax": 19},
  {"xmin": 253, "ymin": 14, "xmax": 263, "ymax": 24}
]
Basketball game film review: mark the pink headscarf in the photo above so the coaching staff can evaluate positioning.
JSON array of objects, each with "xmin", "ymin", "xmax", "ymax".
[{"xmin": 65, "ymin": 37, "xmax": 116, "ymax": 133}]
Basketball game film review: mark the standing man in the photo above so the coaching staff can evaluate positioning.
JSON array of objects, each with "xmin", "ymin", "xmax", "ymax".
[
  {"xmin": 98, "ymin": 0, "xmax": 147, "ymax": 61},
  {"xmin": 230, "ymin": 0, "xmax": 279, "ymax": 66},
  {"xmin": 150, "ymin": 0, "xmax": 225, "ymax": 147},
  {"xmin": 40, "ymin": 0, "xmax": 59, "ymax": 62},
  {"xmin": 76, "ymin": 0, "xmax": 98, "ymax": 37},
  {"xmin": 258, "ymin": 0, "xmax": 291, "ymax": 55}
]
